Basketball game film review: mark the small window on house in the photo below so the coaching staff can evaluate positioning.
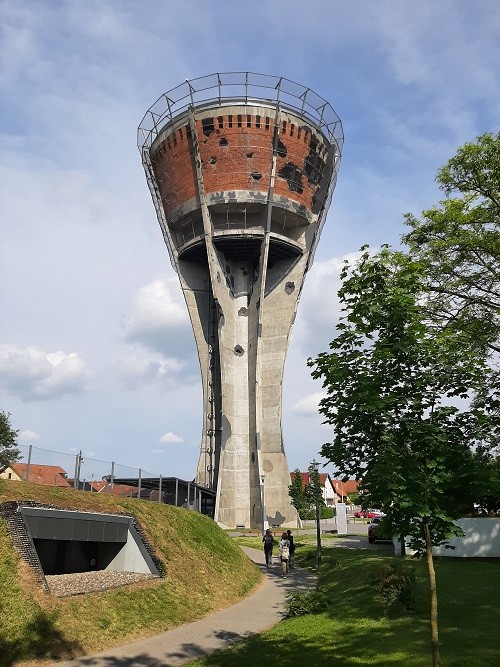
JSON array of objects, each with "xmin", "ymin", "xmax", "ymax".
[
  {"xmin": 237, "ymin": 114, "xmax": 242, "ymax": 128},
  {"xmin": 228, "ymin": 115, "xmax": 233, "ymax": 128},
  {"xmin": 8, "ymin": 472, "xmax": 12, "ymax": 479}
]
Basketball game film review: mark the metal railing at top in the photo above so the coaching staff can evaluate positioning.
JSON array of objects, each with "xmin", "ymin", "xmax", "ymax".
[{"xmin": 137, "ymin": 71, "xmax": 344, "ymax": 157}]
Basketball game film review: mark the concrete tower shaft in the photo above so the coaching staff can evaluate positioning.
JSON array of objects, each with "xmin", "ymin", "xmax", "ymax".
[{"xmin": 138, "ymin": 73, "xmax": 343, "ymax": 529}]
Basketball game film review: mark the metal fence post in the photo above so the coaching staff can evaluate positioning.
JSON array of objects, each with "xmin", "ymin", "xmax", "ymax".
[
  {"xmin": 158, "ymin": 474, "xmax": 163, "ymax": 503},
  {"xmin": 138, "ymin": 468, "xmax": 142, "ymax": 498},
  {"xmin": 110, "ymin": 462, "xmax": 114, "ymax": 490},
  {"xmin": 73, "ymin": 453, "xmax": 79, "ymax": 489},
  {"xmin": 25, "ymin": 444, "xmax": 32, "ymax": 481}
]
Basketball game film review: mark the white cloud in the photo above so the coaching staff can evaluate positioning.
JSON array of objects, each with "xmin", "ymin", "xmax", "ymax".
[
  {"xmin": 294, "ymin": 251, "xmax": 364, "ymax": 356},
  {"xmin": 0, "ymin": 345, "xmax": 91, "ymax": 401},
  {"xmin": 19, "ymin": 429, "xmax": 39, "ymax": 441},
  {"xmin": 159, "ymin": 432, "xmax": 183, "ymax": 444},
  {"xmin": 122, "ymin": 277, "xmax": 192, "ymax": 357},
  {"xmin": 151, "ymin": 448, "xmax": 164, "ymax": 454},
  {"xmin": 292, "ymin": 392, "xmax": 327, "ymax": 416},
  {"xmin": 110, "ymin": 349, "xmax": 187, "ymax": 389}
]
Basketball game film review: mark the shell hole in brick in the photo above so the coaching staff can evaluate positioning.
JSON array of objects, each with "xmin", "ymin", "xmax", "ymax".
[
  {"xmin": 202, "ymin": 118, "xmax": 215, "ymax": 136},
  {"xmin": 250, "ymin": 172, "xmax": 262, "ymax": 180},
  {"xmin": 278, "ymin": 163, "xmax": 304, "ymax": 194},
  {"xmin": 277, "ymin": 140, "xmax": 287, "ymax": 158},
  {"xmin": 246, "ymin": 152, "xmax": 253, "ymax": 158},
  {"xmin": 219, "ymin": 138, "xmax": 228, "ymax": 147},
  {"xmin": 209, "ymin": 156, "xmax": 217, "ymax": 164}
]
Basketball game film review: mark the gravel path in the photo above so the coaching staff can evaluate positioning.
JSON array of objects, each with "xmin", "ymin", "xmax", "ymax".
[{"xmin": 46, "ymin": 571, "xmax": 157, "ymax": 597}]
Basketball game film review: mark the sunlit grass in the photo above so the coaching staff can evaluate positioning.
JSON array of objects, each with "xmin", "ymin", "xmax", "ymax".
[{"xmin": 190, "ymin": 544, "xmax": 500, "ymax": 666}]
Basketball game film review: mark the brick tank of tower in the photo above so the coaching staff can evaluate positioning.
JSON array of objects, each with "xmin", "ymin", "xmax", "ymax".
[{"xmin": 138, "ymin": 73, "xmax": 343, "ymax": 529}]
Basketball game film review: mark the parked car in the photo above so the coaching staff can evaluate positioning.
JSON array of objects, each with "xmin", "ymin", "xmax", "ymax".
[
  {"xmin": 368, "ymin": 516, "xmax": 392, "ymax": 544},
  {"xmin": 354, "ymin": 509, "xmax": 383, "ymax": 519}
]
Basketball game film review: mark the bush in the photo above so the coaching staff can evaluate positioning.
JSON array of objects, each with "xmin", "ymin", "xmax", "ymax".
[
  {"xmin": 302, "ymin": 506, "xmax": 334, "ymax": 520},
  {"xmin": 285, "ymin": 589, "xmax": 330, "ymax": 617},
  {"xmin": 371, "ymin": 561, "xmax": 417, "ymax": 614}
]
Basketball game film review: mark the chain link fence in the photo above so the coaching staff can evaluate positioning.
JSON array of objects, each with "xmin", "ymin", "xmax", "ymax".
[{"xmin": 2, "ymin": 443, "xmax": 164, "ymax": 502}]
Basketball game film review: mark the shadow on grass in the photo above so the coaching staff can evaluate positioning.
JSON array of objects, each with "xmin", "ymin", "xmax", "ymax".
[{"xmin": 0, "ymin": 609, "xmax": 83, "ymax": 666}]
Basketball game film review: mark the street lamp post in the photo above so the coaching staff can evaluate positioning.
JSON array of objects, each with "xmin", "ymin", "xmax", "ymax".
[
  {"xmin": 310, "ymin": 459, "xmax": 322, "ymax": 570},
  {"xmin": 261, "ymin": 474, "xmax": 268, "ymax": 534}
]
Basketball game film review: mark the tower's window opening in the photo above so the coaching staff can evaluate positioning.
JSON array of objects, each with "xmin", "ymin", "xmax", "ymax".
[
  {"xmin": 237, "ymin": 115, "xmax": 242, "ymax": 128},
  {"xmin": 217, "ymin": 116, "xmax": 224, "ymax": 128},
  {"xmin": 290, "ymin": 124, "xmax": 295, "ymax": 136},
  {"xmin": 265, "ymin": 117, "xmax": 270, "ymax": 130},
  {"xmin": 228, "ymin": 115, "xmax": 233, "ymax": 128},
  {"xmin": 179, "ymin": 128, "xmax": 183, "ymax": 141},
  {"xmin": 282, "ymin": 121, "xmax": 287, "ymax": 133},
  {"xmin": 297, "ymin": 127, "xmax": 302, "ymax": 139},
  {"xmin": 256, "ymin": 115, "xmax": 261, "ymax": 128},
  {"xmin": 247, "ymin": 115, "xmax": 252, "ymax": 128}
]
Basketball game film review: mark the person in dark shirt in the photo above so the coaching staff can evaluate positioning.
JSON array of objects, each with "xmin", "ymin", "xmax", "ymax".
[
  {"xmin": 286, "ymin": 529, "xmax": 295, "ymax": 568},
  {"xmin": 262, "ymin": 528, "xmax": 274, "ymax": 567}
]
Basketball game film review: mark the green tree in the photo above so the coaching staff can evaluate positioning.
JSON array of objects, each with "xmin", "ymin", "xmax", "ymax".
[
  {"xmin": 308, "ymin": 248, "xmax": 494, "ymax": 667},
  {"xmin": 403, "ymin": 132, "xmax": 500, "ymax": 356},
  {"xmin": 0, "ymin": 411, "xmax": 20, "ymax": 471},
  {"xmin": 304, "ymin": 464, "xmax": 325, "ymax": 510},
  {"xmin": 288, "ymin": 469, "xmax": 309, "ymax": 519}
]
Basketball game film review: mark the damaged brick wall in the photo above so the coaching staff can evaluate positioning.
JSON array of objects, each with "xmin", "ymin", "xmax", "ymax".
[{"xmin": 151, "ymin": 109, "xmax": 332, "ymax": 223}]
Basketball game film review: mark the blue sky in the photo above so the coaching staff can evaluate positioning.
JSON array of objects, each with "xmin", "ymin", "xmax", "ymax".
[{"xmin": 1, "ymin": 0, "xmax": 499, "ymax": 480}]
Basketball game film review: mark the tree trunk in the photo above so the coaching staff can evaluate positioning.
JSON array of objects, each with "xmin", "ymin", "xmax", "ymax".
[{"xmin": 423, "ymin": 517, "xmax": 440, "ymax": 667}]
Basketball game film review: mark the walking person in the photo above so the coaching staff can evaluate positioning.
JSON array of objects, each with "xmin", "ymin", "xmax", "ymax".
[
  {"xmin": 279, "ymin": 532, "xmax": 290, "ymax": 578},
  {"xmin": 286, "ymin": 529, "xmax": 295, "ymax": 569},
  {"xmin": 262, "ymin": 528, "xmax": 274, "ymax": 567}
]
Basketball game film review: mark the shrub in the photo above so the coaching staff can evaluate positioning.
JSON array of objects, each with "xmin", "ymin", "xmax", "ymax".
[
  {"xmin": 285, "ymin": 588, "xmax": 330, "ymax": 617},
  {"xmin": 371, "ymin": 561, "xmax": 417, "ymax": 614}
]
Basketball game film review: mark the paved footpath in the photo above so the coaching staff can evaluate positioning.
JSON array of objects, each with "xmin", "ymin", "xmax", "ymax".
[{"xmin": 52, "ymin": 547, "xmax": 317, "ymax": 667}]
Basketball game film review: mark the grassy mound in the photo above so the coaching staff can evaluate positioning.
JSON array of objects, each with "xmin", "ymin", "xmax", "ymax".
[{"xmin": 0, "ymin": 480, "xmax": 261, "ymax": 665}]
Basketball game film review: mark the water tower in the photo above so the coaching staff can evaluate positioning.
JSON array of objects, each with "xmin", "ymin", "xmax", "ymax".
[{"xmin": 138, "ymin": 73, "xmax": 343, "ymax": 528}]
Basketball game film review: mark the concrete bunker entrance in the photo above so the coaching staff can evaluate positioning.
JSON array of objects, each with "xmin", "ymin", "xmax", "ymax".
[{"xmin": 20, "ymin": 507, "xmax": 159, "ymax": 577}]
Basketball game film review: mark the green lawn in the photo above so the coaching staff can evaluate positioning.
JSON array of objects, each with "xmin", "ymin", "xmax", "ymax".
[{"xmin": 189, "ymin": 542, "xmax": 500, "ymax": 666}]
